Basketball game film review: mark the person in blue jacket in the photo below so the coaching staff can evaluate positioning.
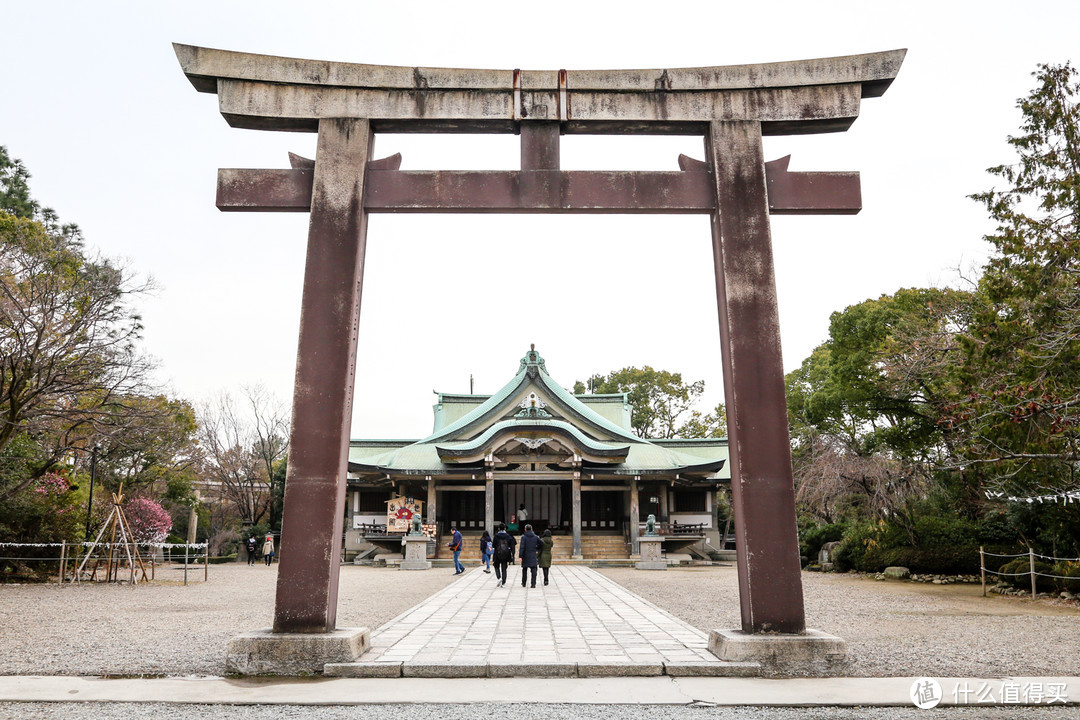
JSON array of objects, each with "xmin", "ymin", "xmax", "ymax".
[{"xmin": 448, "ymin": 525, "xmax": 464, "ymax": 574}]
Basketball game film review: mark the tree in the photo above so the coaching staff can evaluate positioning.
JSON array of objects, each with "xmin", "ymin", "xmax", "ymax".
[
  {"xmin": 196, "ymin": 386, "xmax": 289, "ymax": 528},
  {"xmin": 0, "ymin": 147, "xmax": 39, "ymax": 221},
  {"xmin": 124, "ymin": 497, "xmax": 173, "ymax": 544},
  {"xmin": 0, "ymin": 152, "xmax": 157, "ymax": 501},
  {"xmin": 954, "ymin": 62, "xmax": 1080, "ymax": 497},
  {"xmin": 785, "ymin": 288, "xmax": 973, "ymax": 533},
  {"xmin": 573, "ymin": 366, "xmax": 724, "ymax": 439},
  {"xmin": 89, "ymin": 395, "xmax": 199, "ymax": 496}
]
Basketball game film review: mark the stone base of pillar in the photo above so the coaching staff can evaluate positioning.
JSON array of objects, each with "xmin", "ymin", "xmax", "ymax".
[
  {"xmin": 400, "ymin": 536, "xmax": 431, "ymax": 570},
  {"xmin": 226, "ymin": 627, "xmax": 369, "ymax": 675},
  {"xmin": 636, "ymin": 536, "xmax": 666, "ymax": 570},
  {"xmin": 708, "ymin": 629, "xmax": 846, "ymax": 674}
]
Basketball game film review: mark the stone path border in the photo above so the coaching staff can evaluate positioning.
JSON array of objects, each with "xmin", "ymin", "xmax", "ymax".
[
  {"xmin": 326, "ymin": 566, "xmax": 758, "ymax": 678},
  {"xmin": 3, "ymin": 676, "xmax": 1077, "ymax": 707}
]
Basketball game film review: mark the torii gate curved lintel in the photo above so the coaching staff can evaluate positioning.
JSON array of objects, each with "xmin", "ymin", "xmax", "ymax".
[{"xmin": 175, "ymin": 44, "xmax": 904, "ymax": 651}]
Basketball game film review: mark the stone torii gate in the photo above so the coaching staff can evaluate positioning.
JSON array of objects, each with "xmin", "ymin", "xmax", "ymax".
[{"xmin": 175, "ymin": 44, "xmax": 904, "ymax": 673}]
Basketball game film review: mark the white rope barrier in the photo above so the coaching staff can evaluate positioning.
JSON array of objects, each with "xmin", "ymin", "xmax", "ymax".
[{"xmin": 979, "ymin": 546, "xmax": 1080, "ymax": 599}]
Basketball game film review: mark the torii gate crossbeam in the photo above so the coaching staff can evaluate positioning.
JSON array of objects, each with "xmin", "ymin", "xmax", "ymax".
[{"xmin": 175, "ymin": 44, "xmax": 904, "ymax": 671}]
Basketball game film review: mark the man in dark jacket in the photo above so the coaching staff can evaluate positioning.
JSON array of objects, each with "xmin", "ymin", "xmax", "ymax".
[
  {"xmin": 518, "ymin": 524, "xmax": 542, "ymax": 588},
  {"xmin": 448, "ymin": 525, "xmax": 464, "ymax": 574},
  {"xmin": 492, "ymin": 523, "xmax": 516, "ymax": 587}
]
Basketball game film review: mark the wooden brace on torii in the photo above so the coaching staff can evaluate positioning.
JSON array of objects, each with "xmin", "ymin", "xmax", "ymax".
[{"xmin": 175, "ymin": 44, "xmax": 905, "ymax": 635}]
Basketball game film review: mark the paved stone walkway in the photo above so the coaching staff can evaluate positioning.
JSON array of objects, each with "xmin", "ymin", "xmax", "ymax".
[{"xmin": 326, "ymin": 566, "xmax": 758, "ymax": 678}]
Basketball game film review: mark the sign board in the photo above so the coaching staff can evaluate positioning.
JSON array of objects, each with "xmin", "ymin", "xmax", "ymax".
[{"xmin": 385, "ymin": 495, "xmax": 424, "ymax": 533}]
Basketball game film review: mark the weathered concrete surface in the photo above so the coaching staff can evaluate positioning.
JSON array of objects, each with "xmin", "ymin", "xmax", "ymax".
[
  {"xmin": 709, "ymin": 629, "xmax": 847, "ymax": 673},
  {"xmin": 226, "ymin": 627, "xmax": 369, "ymax": 676},
  {"xmin": 399, "ymin": 536, "xmax": 431, "ymax": 571},
  {"xmin": 5, "ymin": 674, "xmax": 1078, "ymax": 706},
  {"xmin": 636, "ymin": 537, "xmax": 666, "ymax": 570},
  {"xmin": 175, "ymin": 43, "xmax": 904, "ymax": 95},
  {"xmin": 338, "ymin": 568, "xmax": 754, "ymax": 678},
  {"xmin": 175, "ymin": 43, "xmax": 904, "ymax": 134},
  {"xmin": 272, "ymin": 118, "xmax": 372, "ymax": 634}
]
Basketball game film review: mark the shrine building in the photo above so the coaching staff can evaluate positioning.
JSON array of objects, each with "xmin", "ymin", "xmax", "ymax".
[{"xmin": 345, "ymin": 347, "xmax": 729, "ymax": 561}]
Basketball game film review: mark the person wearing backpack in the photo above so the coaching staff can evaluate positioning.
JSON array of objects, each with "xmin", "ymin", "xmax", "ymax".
[
  {"xmin": 492, "ymin": 523, "xmax": 516, "ymax": 587},
  {"xmin": 480, "ymin": 530, "xmax": 493, "ymax": 574}
]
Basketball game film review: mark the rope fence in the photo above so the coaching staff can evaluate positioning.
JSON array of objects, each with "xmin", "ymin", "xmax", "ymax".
[
  {"xmin": 0, "ymin": 541, "xmax": 214, "ymax": 585},
  {"xmin": 980, "ymin": 546, "xmax": 1080, "ymax": 600}
]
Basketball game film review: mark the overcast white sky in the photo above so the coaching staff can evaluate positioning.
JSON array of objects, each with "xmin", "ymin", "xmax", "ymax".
[{"xmin": 3, "ymin": 1, "xmax": 1077, "ymax": 439}]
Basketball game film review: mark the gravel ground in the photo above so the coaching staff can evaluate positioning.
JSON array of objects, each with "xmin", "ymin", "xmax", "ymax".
[
  {"xmin": 0, "ymin": 562, "xmax": 457, "ymax": 677},
  {"xmin": 1, "ymin": 564, "xmax": 1078, "ymax": 719},
  {"xmin": 1, "ymin": 563, "xmax": 1077, "ymax": 678},
  {"xmin": 599, "ymin": 565, "xmax": 1080, "ymax": 678}
]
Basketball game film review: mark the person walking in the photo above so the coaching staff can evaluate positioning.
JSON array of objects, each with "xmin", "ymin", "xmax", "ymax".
[
  {"xmin": 492, "ymin": 523, "xmax": 516, "ymax": 587},
  {"xmin": 448, "ymin": 525, "xmax": 464, "ymax": 574},
  {"xmin": 246, "ymin": 535, "xmax": 257, "ymax": 566},
  {"xmin": 518, "ymin": 524, "xmax": 542, "ymax": 588},
  {"xmin": 538, "ymin": 529, "xmax": 554, "ymax": 585},
  {"xmin": 262, "ymin": 533, "xmax": 275, "ymax": 566},
  {"xmin": 480, "ymin": 530, "xmax": 493, "ymax": 574},
  {"xmin": 517, "ymin": 503, "xmax": 528, "ymax": 526}
]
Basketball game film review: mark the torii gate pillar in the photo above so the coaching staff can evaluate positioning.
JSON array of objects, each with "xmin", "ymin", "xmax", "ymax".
[{"xmin": 176, "ymin": 44, "xmax": 904, "ymax": 674}]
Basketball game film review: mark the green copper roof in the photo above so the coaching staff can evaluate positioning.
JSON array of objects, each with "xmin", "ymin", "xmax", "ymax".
[
  {"xmin": 349, "ymin": 347, "xmax": 728, "ymax": 479},
  {"xmin": 435, "ymin": 419, "xmax": 631, "ymax": 460}
]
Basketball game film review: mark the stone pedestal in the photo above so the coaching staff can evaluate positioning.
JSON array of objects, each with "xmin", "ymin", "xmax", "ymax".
[
  {"xmin": 226, "ymin": 627, "xmax": 369, "ymax": 675},
  {"xmin": 709, "ymin": 629, "xmax": 846, "ymax": 674},
  {"xmin": 400, "ymin": 535, "xmax": 431, "ymax": 570},
  {"xmin": 636, "ymin": 536, "xmax": 666, "ymax": 570}
]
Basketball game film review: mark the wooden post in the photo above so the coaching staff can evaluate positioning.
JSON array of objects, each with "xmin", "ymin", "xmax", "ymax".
[
  {"xmin": 426, "ymin": 476, "xmax": 437, "ymax": 524},
  {"xmin": 1029, "ymin": 547, "xmax": 1037, "ymax": 600},
  {"xmin": 980, "ymin": 546, "xmax": 986, "ymax": 597},
  {"xmin": 485, "ymin": 475, "xmax": 494, "ymax": 534},
  {"xmin": 205, "ymin": 547, "xmax": 209, "ymax": 582},
  {"xmin": 572, "ymin": 474, "xmax": 582, "ymax": 559},
  {"xmin": 629, "ymin": 477, "xmax": 641, "ymax": 555},
  {"xmin": 184, "ymin": 544, "xmax": 189, "ymax": 587},
  {"xmin": 58, "ymin": 541, "xmax": 66, "ymax": 584}
]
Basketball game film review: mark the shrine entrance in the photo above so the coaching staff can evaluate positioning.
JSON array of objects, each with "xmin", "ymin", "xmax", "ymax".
[{"xmin": 175, "ymin": 43, "xmax": 904, "ymax": 673}]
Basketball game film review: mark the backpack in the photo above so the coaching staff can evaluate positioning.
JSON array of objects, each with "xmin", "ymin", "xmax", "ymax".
[{"xmin": 494, "ymin": 535, "xmax": 512, "ymax": 562}]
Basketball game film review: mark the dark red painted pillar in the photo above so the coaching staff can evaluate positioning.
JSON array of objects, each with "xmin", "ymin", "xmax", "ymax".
[
  {"xmin": 273, "ymin": 118, "xmax": 372, "ymax": 633},
  {"xmin": 706, "ymin": 120, "xmax": 806, "ymax": 634}
]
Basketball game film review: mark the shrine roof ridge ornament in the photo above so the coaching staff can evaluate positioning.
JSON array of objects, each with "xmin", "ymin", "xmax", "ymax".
[{"xmin": 173, "ymin": 44, "xmax": 905, "ymax": 134}]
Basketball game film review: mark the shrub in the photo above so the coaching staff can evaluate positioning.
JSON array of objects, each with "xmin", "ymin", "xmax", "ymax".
[
  {"xmin": 912, "ymin": 514, "xmax": 978, "ymax": 547},
  {"xmin": 799, "ymin": 522, "xmax": 846, "ymax": 564},
  {"xmin": 860, "ymin": 545, "xmax": 981, "ymax": 574},
  {"xmin": 831, "ymin": 522, "xmax": 880, "ymax": 572},
  {"xmin": 1052, "ymin": 561, "xmax": 1080, "ymax": 594},
  {"xmin": 997, "ymin": 558, "xmax": 1056, "ymax": 592}
]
